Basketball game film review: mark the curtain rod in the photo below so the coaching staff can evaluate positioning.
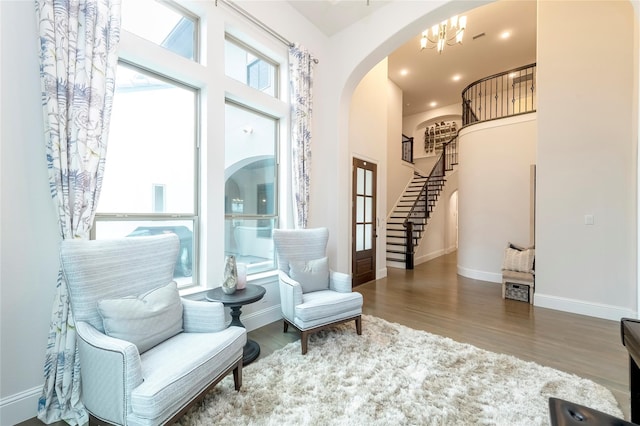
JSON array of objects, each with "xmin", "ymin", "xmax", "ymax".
[
  {"xmin": 217, "ymin": 0, "xmax": 291, "ymax": 47},
  {"xmin": 216, "ymin": 0, "xmax": 319, "ymax": 64}
]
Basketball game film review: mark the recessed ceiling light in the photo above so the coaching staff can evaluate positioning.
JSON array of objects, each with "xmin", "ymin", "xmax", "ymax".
[
  {"xmin": 501, "ymin": 31, "xmax": 511, "ymax": 39},
  {"xmin": 452, "ymin": 74, "xmax": 461, "ymax": 81},
  {"xmin": 430, "ymin": 101, "xmax": 437, "ymax": 107},
  {"xmin": 400, "ymin": 69, "xmax": 409, "ymax": 76}
]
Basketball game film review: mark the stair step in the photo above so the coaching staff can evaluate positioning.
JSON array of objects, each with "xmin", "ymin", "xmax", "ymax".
[
  {"xmin": 387, "ymin": 159, "xmax": 452, "ymax": 264},
  {"xmin": 386, "ymin": 249, "xmax": 409, "ymax": 255},
  {"xmin": 386, "ymin": 241, "xmax": 420, "ymax": 248}
]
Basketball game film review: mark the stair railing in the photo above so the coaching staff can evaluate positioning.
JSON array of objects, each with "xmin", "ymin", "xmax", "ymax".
[
  {"xmin": 402, "ymin": 134, "xmax": 414, "ymax": 163},
  {"xmin": 462, "ymin": 63, "xmax": 536, "ymax": 127},
  {"xmin": 402, "ymin": 134, "xmax": 457, "ymax": 269}
]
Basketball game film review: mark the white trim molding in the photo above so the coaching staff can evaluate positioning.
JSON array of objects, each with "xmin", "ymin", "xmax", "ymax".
[
  {"xmin": 416, "ymin": 249, "xmax": 446, "ymax": 265},
  {"xmin": 0, "ymin": 385, "xmax": 40, "ymax": 425},
  {"xmin": 242, "ymin": 304, "xmax": 283, "ymax": 332},
  {"xmin": 457, "ymin": 265, "xmax": 502, "ymax": 283},
  {"xmin": 535, "ymin": 293, "xmax": 637, "ymax": 322}
]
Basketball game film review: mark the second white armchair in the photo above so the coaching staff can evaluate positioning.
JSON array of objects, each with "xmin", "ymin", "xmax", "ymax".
[{"xmin": 273, "ymin": 227, "xmax": 363, "ymax": 354}]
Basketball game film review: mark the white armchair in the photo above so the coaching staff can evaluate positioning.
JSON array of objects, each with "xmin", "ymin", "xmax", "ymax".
[
  {"xmin": 273, "ymin": 228, "xmax": 363, "ymax": 354},
  {"xmin": 61, "ymin": 234, "xmax": 246, "ymax": 426}
]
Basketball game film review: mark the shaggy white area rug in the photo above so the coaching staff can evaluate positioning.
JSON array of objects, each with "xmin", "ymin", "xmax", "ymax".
[{"xmin": 176, "ymin": 315, "xmax": 623, "ymax": 425}]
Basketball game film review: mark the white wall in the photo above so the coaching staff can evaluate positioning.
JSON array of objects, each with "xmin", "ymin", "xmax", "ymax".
[
  {"xmin": 348, "ymin": 58, "xmax": 390, "ymax": 279},
  {"xmin": 457, "ymin": 114, "xmax": 537, "ymax": 283},
  {"xmin": 386, "ymin": 74, "xmax": 404, "ymax": 277},
  {"xmin": 403, "ymin": 101, "xmax": 462, "ymax": 160},
  {"xmin": 1, "ymin": 3, "xmax": 62, "ymax": 424},
  {"xmin": 536, "ymin": 1, "xmax": 637, "ymax": 320},
  {"xmin": 386, "ymin": 78, "xmax": 411, "ymax": 225},
  {"xmin": 414, "ymin": 169, "xmax": 459, "ymax": 264}
]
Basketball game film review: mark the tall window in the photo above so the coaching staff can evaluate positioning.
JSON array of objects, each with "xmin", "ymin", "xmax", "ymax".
[
  {"xmin": 224, "ymin": 101, "xmax": 278, "ymax": 274},
  {"xmin": 94, "ymin": 62, "xmax": 199, "ymax": 286},
  {"xmin": 107, "ymin": 5, "xmax": 288, "ymax": 289}
]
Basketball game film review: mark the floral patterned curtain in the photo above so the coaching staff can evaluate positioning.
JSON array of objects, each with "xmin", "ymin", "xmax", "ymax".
[
  {"xmin": 289, "ymin": 44, "xmax": 316, "ymax": 229},
  {"xmin": 36, "ymin": 0, "xmax": 121, "ymax": 423}
]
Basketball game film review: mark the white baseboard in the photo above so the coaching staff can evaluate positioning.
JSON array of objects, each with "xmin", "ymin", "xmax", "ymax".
[
  {"xmin": 457, "ymin": 265, "xmax": 502, "ymax": 283},
  {"xmin": 415, "ymin": 249, "xmax": 445, "ymax": 265},
  {"xmin": 386, "ymin": 260, "xmax": 405, "ymax": 269},
  {"xmin": 534, "ymin": 293, "xmax": 637, "ymax": 322},
  {"xmin": 0, "ymin": 385, "xmax": 40, "ymax": 425},
  {"xmin": 242, "ymin": 304, "xmax": 283, "ymax": 332},
  {"xmin": 377, "ymin": 267, "xmax": 387, "ymax": 279}
]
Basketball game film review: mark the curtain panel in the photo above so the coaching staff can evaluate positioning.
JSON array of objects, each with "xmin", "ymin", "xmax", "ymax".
[
  {"xmin": 36, "ymin": 0, "xmax": 121, "ymax": 423},
  {"xmin": 289, "ymin": 44, "xmax": 316, "ymax": 229}
]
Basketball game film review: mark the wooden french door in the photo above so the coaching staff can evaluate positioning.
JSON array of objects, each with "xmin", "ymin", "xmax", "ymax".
[{"xmin": 352, "ymin": 158, "xmax": 377, "ymax": 286}]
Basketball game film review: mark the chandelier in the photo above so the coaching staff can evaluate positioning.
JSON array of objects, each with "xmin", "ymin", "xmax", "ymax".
[{"xmin": 420, "ymin": 16, "xmax": 467, "ymax": 54}]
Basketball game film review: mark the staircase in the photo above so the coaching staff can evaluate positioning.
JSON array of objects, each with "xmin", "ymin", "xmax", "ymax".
[{"xmin": 386, "ymin": 136, "xmax": 458, "ymax": 269}]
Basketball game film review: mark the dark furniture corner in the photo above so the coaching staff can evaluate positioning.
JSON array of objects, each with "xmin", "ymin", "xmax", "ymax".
[
  {"xmin": 549, "ymin": 397, "xmax": 636, "ymax": 426},
  {"xmin": 622, "ymin": 318, "xmax": 640, "ymax": 423}
]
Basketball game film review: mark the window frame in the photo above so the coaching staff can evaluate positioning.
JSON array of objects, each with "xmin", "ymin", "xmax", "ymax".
[
  {"xmin": 93, "ymin": 60, "xmax": 201, "ymax": 288},
  {"xmin": 225, "ymin": 34, "xmax": 280, "ymax": 98},
  {"xmin": 104, "ymin": 4, "xmax": 292, "ymax": 292},
  {"xmin": 224, "ymin": 99, "xmax": 280, "ymax": 274},
  {"xmin": 121, "ymin": 0, "xmax": 201, "ymax": 63}
]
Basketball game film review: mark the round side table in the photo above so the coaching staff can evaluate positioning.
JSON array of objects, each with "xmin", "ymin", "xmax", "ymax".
[{"xmin": 205, "ymin": 283, "xmax": 266, "ymax": 365}]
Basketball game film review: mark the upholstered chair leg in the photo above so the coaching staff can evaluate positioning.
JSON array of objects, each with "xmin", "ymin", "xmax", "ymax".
[
  {"xmin": 301, "ymin": 330, "xmax": 309, "ymax": 355},
  {"xmin": 233, "ymin": 359, "xmax": 242, "ymax": 391},
  {"xmin": 283, "ymin": 321, "xmax": 289, "ymax": 333},
  {"xmin": 356, "ymin": 316, "xmax": 362, "ymax": 335}
]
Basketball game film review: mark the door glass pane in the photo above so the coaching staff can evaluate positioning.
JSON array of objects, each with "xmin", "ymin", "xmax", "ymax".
[
  {"xmin": 356, "ymin": 196, "xmax": 364, "ymax": 222},
  {"xmin": 356, "ymin": 168, "xmax": 364, "ymax": 195},
  {"xmin": 365, "ymin": 170, "xmax": 373, "ymax": 196},
  {"xmin": 356, "ymin": 224, "xmax": 364, "ymax": 251},
  {"xmin": 365, "ymin": 197, "xmax": 372, "ymax": 222},
  {"xmin": 364, "ymin": 224, "xmax": 372, "ymax": 250}
]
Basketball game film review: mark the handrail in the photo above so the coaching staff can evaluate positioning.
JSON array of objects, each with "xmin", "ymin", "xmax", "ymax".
[
  {"xmin": 402, "ymin": 134, "xmax": 413, "ymax": 163},
  {"xmin": 402, "ymin": 134, "xmax": 457, "ymax": 268},
  {"xmin": 462, "ymin": 63, "xmax": 536, "ymax": 127}
]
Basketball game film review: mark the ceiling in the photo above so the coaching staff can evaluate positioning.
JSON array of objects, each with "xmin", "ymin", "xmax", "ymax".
[{"xmin": 288, "ymin": 0, "xmax": 537, "ymax": 116}]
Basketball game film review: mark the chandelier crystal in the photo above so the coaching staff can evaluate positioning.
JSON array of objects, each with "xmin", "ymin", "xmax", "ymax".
[{"xmin": 420, "ymin": 15, "xmax": 467, "ymax": 54}]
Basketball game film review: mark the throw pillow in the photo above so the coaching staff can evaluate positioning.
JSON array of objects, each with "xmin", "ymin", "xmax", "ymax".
[
  {"xmin": 508, "ymin": 242, "xmax": 535, "ymax": 251},
  {"xmin": 503, "ymin": 247, "xmax": 535, "ymax": 273},
  {"xmin": 289, "ymin": 257, "xmax": 330, "ymax": 293},
  {"xmin": 98, "ymin": 281, "xmax": 183, "ymax": 353}
]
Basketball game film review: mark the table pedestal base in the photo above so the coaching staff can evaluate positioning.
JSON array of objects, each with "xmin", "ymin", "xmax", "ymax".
[
  {"xmin": 243, "ymin": 339, "xmax": 260, "ymax": 365},
  {"xmin": 205, "ymin": 285, "xmax": 267, "ymax": 366}
]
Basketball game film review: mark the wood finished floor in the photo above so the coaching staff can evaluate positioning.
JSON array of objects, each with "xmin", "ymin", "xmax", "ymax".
[{"xmin": 19, "ymin": 251, "xmax": 631, "ymax": 425}]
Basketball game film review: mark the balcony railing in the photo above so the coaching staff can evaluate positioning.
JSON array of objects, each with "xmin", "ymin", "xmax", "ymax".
[
  {"xmin": 462, "ymin": 63, "xmax": 536, "ymax": 127},
  {"xmin": 402, "ymin": 134, "xmax": 413, "ymax": 163}
]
